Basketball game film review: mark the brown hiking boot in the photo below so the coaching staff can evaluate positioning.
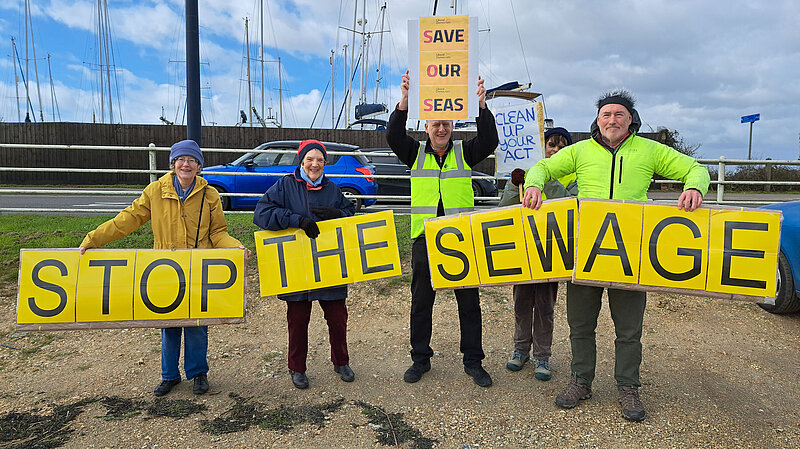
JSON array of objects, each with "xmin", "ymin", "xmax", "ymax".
[
  {"xmin": 555, "ymin": 376, "xmax": 592, "ymax": 409},
  {"xmin": 619, "ymin": 386, "xmax": 646, "ymax": 422}
]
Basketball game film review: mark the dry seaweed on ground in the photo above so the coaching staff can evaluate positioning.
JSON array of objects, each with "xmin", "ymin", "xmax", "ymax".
[
  {"xmin": 199, "ymin": 393, "xmax": 344, "ymax": 435},
  {"xmin": 146, "ymin": 398, "xmax": 207, "ymax": 419},
  {"xmin": 355, "ymin": 401, "xmax": 437, "ymax": 449},
  {"xmin": 0, "ymin": 398, "xmax": 95, "ymax": 449},
  {"xmin": 99, "ymin": 396, "xmax": 148, "ymax": 421}
]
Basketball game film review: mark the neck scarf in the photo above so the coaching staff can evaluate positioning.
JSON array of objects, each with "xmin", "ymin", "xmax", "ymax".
[
  {"xmin": 299, "ymin": 167, "xmax": 323, "ymax": 187},
  {"xmin": 172, "ymin": 175, "xmax": 195, "ymax": 202}
]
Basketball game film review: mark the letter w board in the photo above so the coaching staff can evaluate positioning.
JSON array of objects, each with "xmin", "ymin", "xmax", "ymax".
[
  {"xmin": 17, "ymin": 248, "xmax": 246, "ymax": 331},
  {"xmin": 407, "ymin": 15, "xmax": 478, "ymax": 120},
  {"xmin": 425, "ymin": 199, "xmax": 782, "ymax": 303}
]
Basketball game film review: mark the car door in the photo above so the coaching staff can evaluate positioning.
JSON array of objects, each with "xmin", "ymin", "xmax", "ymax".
[
  {"xmin": 372, "ymin": 152, "xmax": 410, "ymax": 196},
  {"xmin": 236, "ymin": 144, "xmax": 297, "ymax": 208}
]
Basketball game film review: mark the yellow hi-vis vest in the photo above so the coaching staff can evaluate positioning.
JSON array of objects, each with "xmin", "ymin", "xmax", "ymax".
[{"xmin": 410, "ymin": 140, "xmax": 474, "ymax": 239}]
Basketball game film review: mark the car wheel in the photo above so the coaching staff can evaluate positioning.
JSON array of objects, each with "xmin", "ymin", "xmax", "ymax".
[
  {"xmin": 210, "ymin": 185, "xmax": 230, "ymax": 210},
  {"xmin": 472, "ymin": 181, "xmax": 482, "ymax": 203},
  {"xmin": 758, "ymin": 251, "xmax": 800, "ymax": 314},
  {"xmin": 340, "ymin": 187, "xmax": 363, "ymax": 212}
]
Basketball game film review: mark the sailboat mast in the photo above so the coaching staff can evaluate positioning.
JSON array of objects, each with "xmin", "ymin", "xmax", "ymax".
[
  {"xmin": 102, "ymin": 0, "xmax": 114, "ymax": 124},
  {"xmin": 358, "ymin": 0, "xmax": 367, "ymax": 105},
  {"xmin": 24, "ymin": 0, "xmax": 30, "ymax": 119},
  {"xmin": 373, "ymin": 2, "xmax": 386, "ymax": 103},
  {"xmin": 26, "ymin": 0, "xmax": 45, "ymax": 121},
  {"xmin": 278, "ymin": 56, "xmax": 282, "ymax": 127},
  {"xmin": 96, "ymin": 0, "xmax": 105, "ymax": 122},
  {"xmin": 342, "ymin": 44, "xmax": 348, "ymax": 129},
  {"xmin": 347, "ymin": 0, "xmax": 357, "ymax": 128},
  {"xmin": 48, "ymin": 54, "xmax": 61, "ymax": 121},
  {"xmin": 11, "ymin": 38, "xmax": 21, "ymax": 122},
  {"xmin": 260, "ymin": 0, "xmax": 264, "ymax": 119},
  {"xmin": 245, "ymin": 18, "xmax": 253, "ymax": 126},
  {"xmin": 331, "ymin": 49, "xmax": 335, "ymax": 128}
]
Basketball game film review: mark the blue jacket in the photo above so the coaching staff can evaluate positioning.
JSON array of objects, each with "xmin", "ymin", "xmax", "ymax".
[{"xmin": 253, "ymin": 167, "xmax": 355, "ymax": 301}]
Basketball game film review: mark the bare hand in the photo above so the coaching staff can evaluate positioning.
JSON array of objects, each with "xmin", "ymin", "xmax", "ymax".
[
  {"xmin": 79, "ymin": 246, "xmax": 87, "ymax": 255},
  {"xmin": 238, "ymin": 245, "xmax": 252, "ymax": 259},
  {"xmin": 399, "ymin": 70, "xmax": 410, "ymax": 111},
  {"xmin": 476, "ymin": 76, "xmax": 487, "ymax": 109},
  {"xmin": 522, "ymin": 186, "xmax": 543, "ymax": 210},
  {"xmin": 677, "ymin": 189, "xmax": 703, "ymax": 212}
]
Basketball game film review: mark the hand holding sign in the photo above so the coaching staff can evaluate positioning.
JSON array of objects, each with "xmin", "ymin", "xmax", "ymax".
[
  {"xmin": 476, "ymin": 75, "xmax": 486, "ymax": 109},
  {"xmin": 522, "ymin": 186, "xmax": 543, "ymax": 210},
  {"xmin": 399, "ymin": 70, "xmax": 410, "ymax": 111},
  {"xmin": 677, "ymin": 189, "xmax": 703, "ymax": 212}
]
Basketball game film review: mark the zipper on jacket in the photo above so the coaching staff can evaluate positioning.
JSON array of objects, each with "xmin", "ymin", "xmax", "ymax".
[
  {"xmin": 618, "ymin": 156, "xmax": 624, "ymax": 184},
  {"xmin": 609, "ymin": 153, "xmax": 616, "ymax": 199}
]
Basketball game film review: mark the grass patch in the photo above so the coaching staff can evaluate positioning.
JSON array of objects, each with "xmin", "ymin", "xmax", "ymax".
[
  {"xmin": 147, "ymin": 399, "xmax": 207, "ymax": 419},
  {"xmin": 0, "ymin": 213, "xmax": 412, "ymax": 284},
  {"xmin": 17, "ymin": 333, "xmax": 57, "ymax": 360}
]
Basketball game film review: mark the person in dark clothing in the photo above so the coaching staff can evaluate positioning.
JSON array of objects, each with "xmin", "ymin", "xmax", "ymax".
[
  {"xmin": 386, "ymin": 70, "xmax": 499, "ymax": 387},
  {"xmin": 253, "ymin": 139, "xmax": 356, "ymax": 390}
]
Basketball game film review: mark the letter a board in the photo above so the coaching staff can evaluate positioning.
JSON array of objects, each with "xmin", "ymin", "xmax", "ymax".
[
  {"xmin": 573, "ymin": 200, "xmax": 643, "ymax": 287},
  {"xmin": 408, "ymin": 15, "xmax": 478, "ymax": 120}
]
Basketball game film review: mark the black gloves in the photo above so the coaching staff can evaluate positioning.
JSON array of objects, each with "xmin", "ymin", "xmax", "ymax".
[
  {"xmin": 312, "ymin": 206, "xmax": 342, "ymax": 221},
  {"xmin": 298, "ymin": 216, "xmax": 320, "ymax": 239},
  {"xmin": 511, "ymin": 168, "xmax": 526, "ymax": 186}
]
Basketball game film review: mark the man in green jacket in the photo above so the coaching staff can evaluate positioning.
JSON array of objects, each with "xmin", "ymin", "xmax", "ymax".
[{"xmin": 522, "ymin": 90, "xmax": 710, "ymax": 422}]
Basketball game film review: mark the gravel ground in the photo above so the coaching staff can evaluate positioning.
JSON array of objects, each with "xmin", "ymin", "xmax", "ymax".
[{"xmin": 1, "ymin": 264, "xmax": 799, "ymax": 448}]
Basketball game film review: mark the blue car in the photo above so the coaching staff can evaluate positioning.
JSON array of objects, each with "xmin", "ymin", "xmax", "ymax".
[
  {"xmin": 203, "ymin": 140, "xmax": 377, "ymax": 211},
  {"xmin": 759, "ymin": 200, "xmax": 800, "ymax": 314}
]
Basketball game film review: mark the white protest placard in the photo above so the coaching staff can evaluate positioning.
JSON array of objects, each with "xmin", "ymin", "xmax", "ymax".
[
  {"xmin": 494, "ymin": 102, "xmax": 545, "ymax": 175},
  {"xmin": 407, "ymin": 15, "xmax": 478, "ymax": 121}
]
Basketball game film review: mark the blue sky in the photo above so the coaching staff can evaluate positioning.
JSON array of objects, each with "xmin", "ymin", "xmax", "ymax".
[{"xmin": 1, "ymin": 0, "xmax": 799, "ymax": 161}]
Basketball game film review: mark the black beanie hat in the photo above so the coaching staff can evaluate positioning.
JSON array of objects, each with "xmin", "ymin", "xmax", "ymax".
[
  {"xmin": 544, "ymin": 127, "xmax": 573, "ymax": 146},
  {"xmin": 297, "ymin": 139, "xmax": 327, "ymax": 162},
  {"xmin": 596, "ymin": 90, "xmax": 636, "ymax": 116}
]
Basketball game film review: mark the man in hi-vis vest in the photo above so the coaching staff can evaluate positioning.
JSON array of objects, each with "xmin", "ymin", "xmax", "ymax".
[{"xmin": 386, "ymin": 71, "xmax": 499, "ymax": 387}]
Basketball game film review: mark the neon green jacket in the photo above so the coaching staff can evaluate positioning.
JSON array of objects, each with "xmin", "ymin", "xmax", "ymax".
[{"xmin": 524, "ymin": 133, "xmax": 710, "ymax": 200}]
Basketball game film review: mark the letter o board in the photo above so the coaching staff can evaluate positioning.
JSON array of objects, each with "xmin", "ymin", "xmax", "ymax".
[
  {"xmin": 17, "ymin": 249, "xmax": 79, "ymax": 324},
  {"xmin": 574, "ymin": 200, "xmax": 643, "ymax": 286},
  {"xmin": 426, "ymin": 214, "xmax": 480, "ymax": 289},
  {"xmin": 133, "ymin": 250, "xmax": 191, "ymax": 320}
]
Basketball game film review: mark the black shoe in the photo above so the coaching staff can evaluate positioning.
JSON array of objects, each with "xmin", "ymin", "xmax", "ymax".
[
  {"xmin": 193, "ymin": 373, "xmax": 209, "ymax": 395},
  {"xmin": 464, "ymin": 365, "xmax": 493, "ymax": 387},
  {"xmin": 334, "ymin": 365, "xmax": 355, "ymax": 382},
  {"xmin": 154, "ymin": 378, "xmax": 181, "ymax": 397},
  {"xmin": 289, "ymin": 370, "xmax": 309, "ymax": 389},
  {"xmin": 403, "ymin": 361, "xmax": 431, "ymax": 383}
]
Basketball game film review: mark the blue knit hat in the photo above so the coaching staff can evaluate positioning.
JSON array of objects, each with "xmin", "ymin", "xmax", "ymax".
[{"xmin": 169, "ymin": 139, "xmax": 204, "ymax": 166}]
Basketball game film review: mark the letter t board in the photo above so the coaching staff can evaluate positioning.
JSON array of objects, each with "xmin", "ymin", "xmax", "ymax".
[
  {"xmin": 573, "ymin": 200, "xmax": 643, "ymax": 287},
  {"xmin": 408, "ymin": 15, "xmax": 478, "ymax": 120}
]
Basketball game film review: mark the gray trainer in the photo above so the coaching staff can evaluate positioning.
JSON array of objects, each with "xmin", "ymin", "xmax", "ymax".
[
  {"xmin": 533, "ymin": 359, "xmax": 551, "ymax": 381},
  {"xmin": 505, "ymin": 351, "xmax": 530, "ymax": 372},
  {"xmin": 619, "ymin": 386, "xmax": 646, "ymax": 422},
  {"xmin": 555, "ymin": 376, "xmax": 592, "ymax": 409}
]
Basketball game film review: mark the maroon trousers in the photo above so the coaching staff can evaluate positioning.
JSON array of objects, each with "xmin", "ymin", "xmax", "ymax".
[{"xmin": 286, "ymin": 299, "xmax": 349, "ymax": 373}]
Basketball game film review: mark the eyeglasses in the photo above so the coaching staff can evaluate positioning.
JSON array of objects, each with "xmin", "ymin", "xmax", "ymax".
[{"xmin": 175, "ymin": 157, "xmax": 199, "ymax": 165}]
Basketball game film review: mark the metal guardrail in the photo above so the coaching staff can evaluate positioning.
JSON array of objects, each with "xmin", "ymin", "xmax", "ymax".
[{"xmin": 1, "ymin": 143, "xmax": 799, "ymax": 214}]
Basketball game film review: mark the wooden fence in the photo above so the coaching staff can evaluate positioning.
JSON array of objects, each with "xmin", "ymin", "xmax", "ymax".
[{"xmin": 0, "ymin": 122, "xmax": 657, "ymax": 185}]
